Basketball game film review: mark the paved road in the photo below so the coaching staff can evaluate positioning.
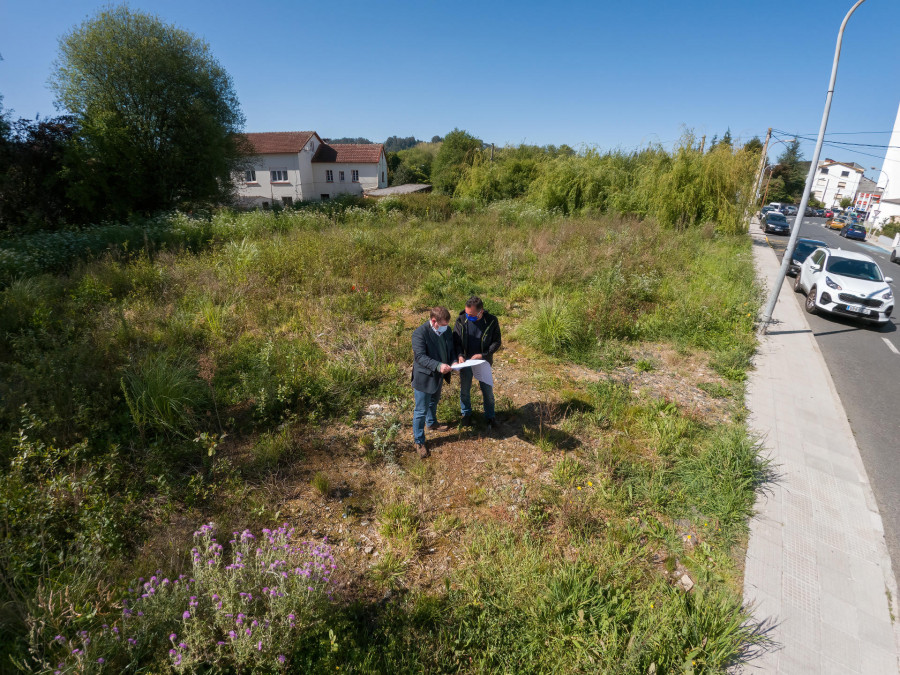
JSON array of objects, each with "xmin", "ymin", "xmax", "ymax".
[{"xmin": 763, "ymin": 217, "xmax": 900, "ymax": 589}]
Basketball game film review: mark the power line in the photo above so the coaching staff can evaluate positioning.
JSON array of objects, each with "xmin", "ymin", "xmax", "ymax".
[{"xmin": 773, "ymin": 128, "xmax": 900, "ymax": 150}]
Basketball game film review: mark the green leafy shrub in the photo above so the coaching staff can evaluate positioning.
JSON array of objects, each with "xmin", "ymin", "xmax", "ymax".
[{"xmin": 0, "ymin": 410, "xmax": 137, "ymax": 589}]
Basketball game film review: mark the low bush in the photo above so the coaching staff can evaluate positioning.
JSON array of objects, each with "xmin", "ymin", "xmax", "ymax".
[{"xmin": 28, "ymin": 523, "xmax": 335, "ymax": 674}]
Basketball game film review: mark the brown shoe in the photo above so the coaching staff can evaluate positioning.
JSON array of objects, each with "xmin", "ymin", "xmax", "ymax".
[
  {"xmin": 416, "ymin": 443, "xmax": 429, "ymax": 458},
  {"xmin": 426, "ymin": 422, "xmax": 449, "ymax": 431}
]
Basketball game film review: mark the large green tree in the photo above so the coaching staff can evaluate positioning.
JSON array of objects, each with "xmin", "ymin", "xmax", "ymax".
[
  {"xmin": 767, "ymin": 139, "xmax": 807, "ymax": 203},
  {"xmin": 431, "ymin": 128, "xmax": 482, "ymax": 194},
  {"xmin": 50, "ymin": 6, "xmax": 246, "ymax": 218}
]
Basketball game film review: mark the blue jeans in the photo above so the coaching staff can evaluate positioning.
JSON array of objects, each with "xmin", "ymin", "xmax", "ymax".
[
  {"xmin": 459, "ymin": 367, "xmax": 495, "ymax": 420},
  {"xmin": 412, "ymin": 386, "xmax": 441, "ymax": 444}
]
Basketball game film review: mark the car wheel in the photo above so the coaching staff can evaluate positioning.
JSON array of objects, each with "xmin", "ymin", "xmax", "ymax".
[
  {"xmin": 793, "ymin": 273, "xmax": 804, "ymax": 293},
  {"xmin": 805, "ymin": 287, "xmax": 818, "ymax": 315},
  {"xmin": 891, "ymin": 250, "xmax": 897, "ymax": 263}
]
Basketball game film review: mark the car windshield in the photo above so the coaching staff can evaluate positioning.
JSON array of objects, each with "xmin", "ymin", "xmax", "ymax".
[
  {"xmin": 825, "ymin": 256, "xmax": 883, "ymax": 281},
  {"xmin": 794, "ymin": 242, "xmax": 824, "ymax": 259},
  {"xmin": 768, "ymin": 214, "xmax": 787, "ymax": 223}
]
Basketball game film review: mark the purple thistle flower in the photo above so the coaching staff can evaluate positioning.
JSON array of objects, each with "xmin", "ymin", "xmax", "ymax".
[
  {"xmin": 257, "ymin": 640, "xmax": 263, "ymax": 651},
  {"xmin": 169, "ymin": 633, "xmax": 177, "ymax": 641},
  {"xmin": 54, "ymin": 635, "xmax": 65, "ymax": 642},
  {"xmin": 278, "ymin": 654, "xmax": 286, "ymax": 664},
  {"xmin": 127, "ymin": 638, "xmax": 137, "ymax": 646},
  {"xmin": 169, "ymin": 649, "xmax": 177, "ymax": 656},
  {"xmin": 228, "ymin": 630, "xmax": 236, "ymax": 639},
  {"xmin": 179, "ymin": 642, "xmax": 187, "ymax": 649},
  {"xmin": 174, "ymin": 654, "xmax": 182, "ymax": 667},
  {"xmin": 182, "ymin": 610, "xmax": 191, "ymax": 620},
  {"xmin": 97, "ymin": 658, "xmax": 105, "ymax": 664}
]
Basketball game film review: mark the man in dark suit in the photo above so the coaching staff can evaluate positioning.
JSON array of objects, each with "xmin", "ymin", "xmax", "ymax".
[{"xmin": 411, "ymin": 306, "xmax": 457, "ymax": 457}]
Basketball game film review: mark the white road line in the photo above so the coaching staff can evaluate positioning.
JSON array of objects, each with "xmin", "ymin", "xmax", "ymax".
[{"xmin": 884, "ymin": 338, "xmax": 900, "ymax": 356}]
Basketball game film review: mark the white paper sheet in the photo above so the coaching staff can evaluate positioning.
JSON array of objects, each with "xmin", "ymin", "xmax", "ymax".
[{"xmin": 450, "ymin": 359, "xmax": 493, "ymax": 387}]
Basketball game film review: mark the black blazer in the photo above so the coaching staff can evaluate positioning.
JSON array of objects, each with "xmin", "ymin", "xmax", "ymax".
[{"xmin": 411, "ymin": 321, "xmax": 457, "ymax": 394}]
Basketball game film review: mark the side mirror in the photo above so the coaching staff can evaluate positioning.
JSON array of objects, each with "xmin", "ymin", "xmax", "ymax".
[
  {"xmin": 886, "ymin": 277, "xmax": 894, "ymax": 284},
  {"xmin": 811, "ymin": 264, "xmax": 822, "ymax": 272}
]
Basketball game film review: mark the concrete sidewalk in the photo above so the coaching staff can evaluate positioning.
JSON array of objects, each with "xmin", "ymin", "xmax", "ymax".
[{"xmin": 742, "ymin": 225, "xmax": 900, "ymax": 673}]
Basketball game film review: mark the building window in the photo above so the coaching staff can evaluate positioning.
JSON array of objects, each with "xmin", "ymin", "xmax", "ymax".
[
  {"xmin": 326, "ymin": 170, "xmax": 334, "ymax": 182},
  {"xmin": 817, "ymin": 178, "xmax": 826, "ymax": 184},
  {"xmin": 339, "ymin": 171, "xmax": 345, "ymax": 182},
  {"xmin": 262, "ymin": 201, "xmax": 269, "ymax": 210},
  {"xmin": 352, "ymin": 170, "xmax": 359, "ymax": 182},
  {"xmin": 244, "ymin": 170, "xmax": 257, "ymax": 182},
  {"xmin": 321, "ymin": 194, "xmax": 330, "ymax": 200},
  {"xmin": 837, "ymin": 183, "xmax": 846, "ymax": 189},
  {"xmin": 282, "ymin": 197, "xmax": 293, "ymax": 206},
  {"xmin": 819, "ymin": 168, "xmax": 828, "ymax": 174},
  {"xmin": 841, "ymin": 171, "xmax": 849, "ymax": 177},
  {"xmin": 382, "ymin": 171, "xmax": 385, "ymax": 182},
  {"xmin": 271, "ymin": 170, "xmax": 288, "ymax": 182}
]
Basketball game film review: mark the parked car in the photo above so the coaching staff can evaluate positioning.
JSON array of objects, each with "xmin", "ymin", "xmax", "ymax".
[
  {"xmin": 784, "ymin": 205, "xmax": 798, "ymax": 216},
  {"xmin": 839, "ymin": 223, "xmax": 867, "ymax": 241},
  {"xmin": 824, "ymin": 209, "xmax": 834, "ymax": 218},
  {"xmin": 826, "ymin": 215, "xmax": 849, "ymax": 231},
  {"xmin": 762, "ymin": 212, "xmax": 791, "ymax": 235},
  {"xmin": 758, "ymin": 205, "xmax": 777, "ymax": 221},
  {"xmin": 794, "ymin": 248, "xmax": 894, "ymax": 324},
  {"xmin": 805, "ymin": 207, "xmax": 815, "ymax": 217},
  {"xmin": 787, "ymin": 238, "xmax": 828, "ymax": 277},
  {"xmin": 891, "ymin": 241, "xmax": 899, "ymax": 264},
  {"xmin": 815, "ymin": 209, "xmax": 826, "ymax": 217}
]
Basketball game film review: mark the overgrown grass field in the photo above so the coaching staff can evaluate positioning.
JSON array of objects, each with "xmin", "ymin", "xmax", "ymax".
[{"xmin": 0, "ymin": 199, "xmax": 767, "ymax": 673}]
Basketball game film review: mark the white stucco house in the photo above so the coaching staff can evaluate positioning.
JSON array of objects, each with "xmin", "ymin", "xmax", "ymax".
[
  {"xmin": 871, "ymin": 101, "xmax": 900, "ymax": 226},
  {"xmin": 811, "ymin": 158, "xmax": 865, "ymax": 208},
  {"xmin": 235, "ymin": 131, "xmax": 388, "ymax": 207}
]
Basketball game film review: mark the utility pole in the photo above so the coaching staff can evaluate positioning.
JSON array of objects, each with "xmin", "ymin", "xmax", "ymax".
[
  {"xmin": 759, "ymin": 0, "xmax": 867, "ymax": 334},
  {"xmin": 699, "ymin": 135, "xmax": 706, "ymax": 153},
  {"xmin": 753, "ymin": 128, "xmax": 773, "ymax": 200}
]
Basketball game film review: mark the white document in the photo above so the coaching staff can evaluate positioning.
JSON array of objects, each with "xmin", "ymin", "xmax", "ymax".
[{"xmin": 450, "ymin": 359, "xmax": 493, "ymax": 387}]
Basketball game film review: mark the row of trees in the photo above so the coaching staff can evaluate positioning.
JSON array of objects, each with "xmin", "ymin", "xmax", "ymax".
[{"xmin": 0, "ymin": 6, "xmax": 246, "ymax": 232}]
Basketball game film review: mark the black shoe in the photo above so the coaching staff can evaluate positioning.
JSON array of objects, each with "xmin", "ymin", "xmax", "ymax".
[
  {"xmin": 415, "ymin": 443, "xmax": 429, "ymax": 458},
  {"xmin": 486, "ymin": 419, "xmax": 495, "ymax": 430},
  {"xmin": 461, "ymin": 415, "xmax": 473, "ymax": 427}
]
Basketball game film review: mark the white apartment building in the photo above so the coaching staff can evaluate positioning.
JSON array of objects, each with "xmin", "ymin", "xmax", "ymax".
[
  {"xmin": 235, "ymin": 131, "xmax": 388, "ymax": 207},
  {"xmin": 811, "ymin": 159, "xmax": 865, "ymax": 208}
]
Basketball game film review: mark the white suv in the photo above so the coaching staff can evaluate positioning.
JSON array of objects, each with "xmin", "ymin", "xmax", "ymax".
[{"xmin": 794, "ymin": 247, "xmax": 894, "ymax": 324}]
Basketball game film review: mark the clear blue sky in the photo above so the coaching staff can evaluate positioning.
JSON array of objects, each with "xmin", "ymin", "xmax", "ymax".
[{"xmin": 2, "ymin": 0, "xmax": 899, "ymax": 173}]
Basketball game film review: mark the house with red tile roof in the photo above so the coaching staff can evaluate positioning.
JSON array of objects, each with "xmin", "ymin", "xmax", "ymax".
[{"xmin": 235, "ymin": 131, "xmax": 388, "ymax": 207}]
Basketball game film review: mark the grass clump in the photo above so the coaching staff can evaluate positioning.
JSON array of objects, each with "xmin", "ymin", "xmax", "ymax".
[
  {"xmin": 519, "ymin": 296, "xmax": 590, "ymax": 356},
  {"xmin": 551, "ymin": 456, "xmax": 586, "ymax": 487},
  {"xmin": 378, "ymin": 502, "xmax": 420, "ymax": 551},
  {"xmin": 310, "ymin": 471, "xmax": 331, "ymax": 497},
  {"xmin": 121, "ymin": 353, "xmax": 206, "ymax": 439}
]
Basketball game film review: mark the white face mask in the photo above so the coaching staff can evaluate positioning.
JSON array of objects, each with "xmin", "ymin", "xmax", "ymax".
[{"xmin": 433, "ymin": 323, "xmax": 448, "ymax": 335}]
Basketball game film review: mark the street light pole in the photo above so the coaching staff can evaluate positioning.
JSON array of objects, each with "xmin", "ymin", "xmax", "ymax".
[{"xmin": 759, "ymin": 0, "xmax": 867, "ymax": 334}]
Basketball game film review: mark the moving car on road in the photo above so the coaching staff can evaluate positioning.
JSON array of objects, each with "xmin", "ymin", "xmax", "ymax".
[
  {"xmin": 839, "ymin": 223, "xmax": 867, "ymax": 241},
  {"xmin": 794, "ymin": 248, "xmax": 894, "ymax": 325},
  {"xmin": 787, "ymin": 238, "xmax": 828, "ymax": 277},
  {"xmin": 761, "ymin": 211, "xmax": 791, "ymax": 235},
  {"xmin": 826, "ymin": 215, "xmax": 849, "ymax": 231}
]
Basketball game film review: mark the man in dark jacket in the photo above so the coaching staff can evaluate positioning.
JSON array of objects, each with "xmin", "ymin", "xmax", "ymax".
[
  {"xmin": 411, "ymin": 306, "xmax": 458, "ymax": 457},
  {"xmin": 453, "ymin": 296, "xmax": 501, "ymax": 429}
]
